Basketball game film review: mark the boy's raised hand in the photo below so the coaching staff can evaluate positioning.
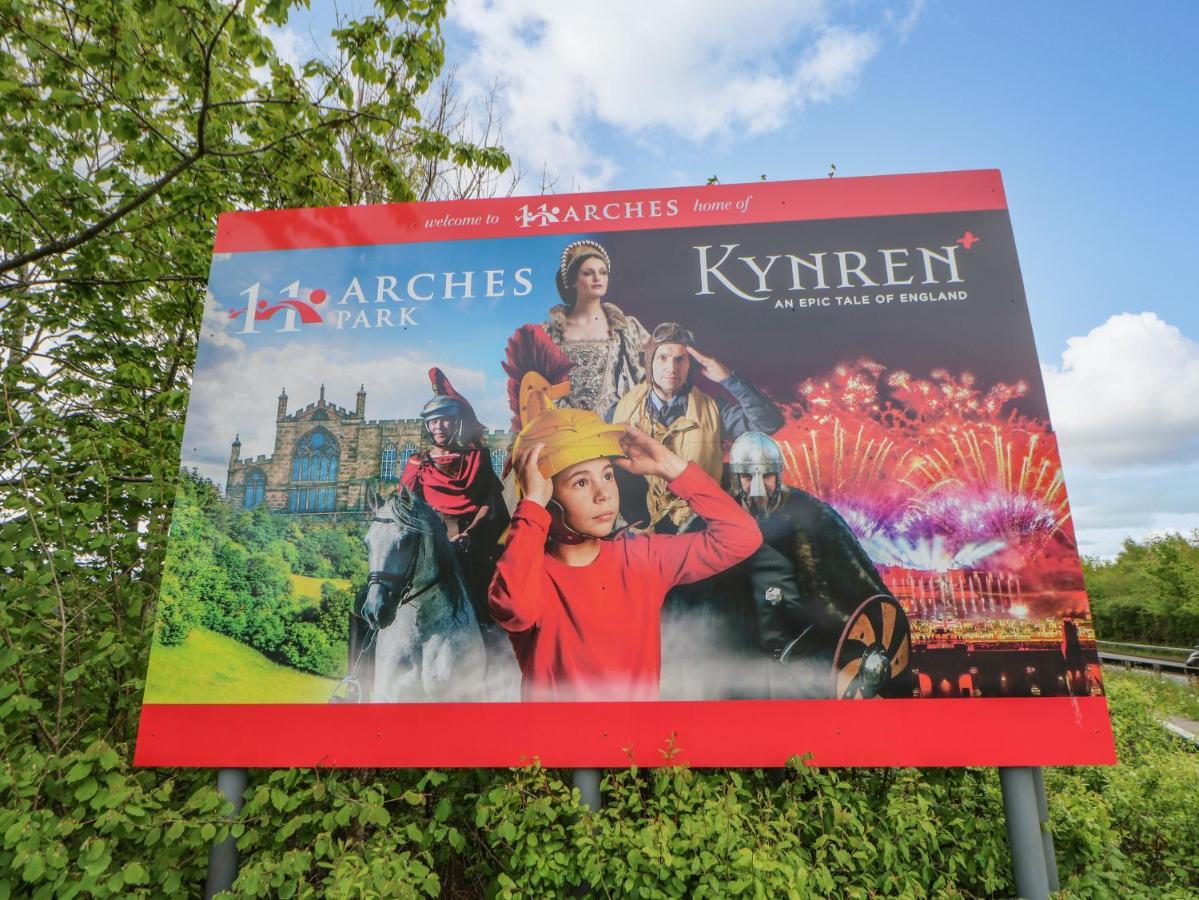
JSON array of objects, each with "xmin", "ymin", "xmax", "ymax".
[
  {"xmin": 616, "ymin": 425, "xmax": 687, "ymax": 482},
  {"xmin": 515, "ymin": 442, "xmax": 553, "ymax": 507}
]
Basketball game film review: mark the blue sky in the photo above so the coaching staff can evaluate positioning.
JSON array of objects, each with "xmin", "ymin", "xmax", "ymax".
[{"xmin": 261, "ymin": 1, "xmax": 1198, "ymax": 556}]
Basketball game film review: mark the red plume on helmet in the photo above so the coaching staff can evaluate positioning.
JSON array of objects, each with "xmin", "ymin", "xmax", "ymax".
[
  {"xmin": 500, "ymin": 325, "xmax": 574, "ymax": 434},
  {"xmin": 427, "ymin": 367, "xmax": 484, "ymax": 446}
]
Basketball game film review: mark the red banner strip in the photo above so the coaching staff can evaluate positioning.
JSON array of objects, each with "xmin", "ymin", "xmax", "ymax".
[
  {"xmin": 135, "ymin": 696, "xmax": 1114, "ymax": 768},
  {"xmin": 213, "ymin": 170, "xmax": 1008, "ymax": 254}
]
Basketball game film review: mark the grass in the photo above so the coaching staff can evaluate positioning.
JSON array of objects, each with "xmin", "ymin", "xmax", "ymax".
[
  {"xmin": 288, "ymin": 572, "xmax": 352, "ymax": 605},
  {"xmin": 143, "ymin": 626, "xmax": 339, "ymax": 703},
  {"xmin": 1104, "ymin": 667, "xmax": 1199, "ymax": 720}
]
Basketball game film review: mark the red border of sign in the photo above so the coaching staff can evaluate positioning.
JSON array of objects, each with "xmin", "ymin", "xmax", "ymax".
[
  {"xmin": 136, "ymin": 169, "xmax": 1119, "ymax": 768},
  {"xmin": 213, "ymin": 169, "xmax": 1007, "ymax": 253},
  {"xmin": 135, "ymin": 697, "xmax": 1115, "ymax": 767}
]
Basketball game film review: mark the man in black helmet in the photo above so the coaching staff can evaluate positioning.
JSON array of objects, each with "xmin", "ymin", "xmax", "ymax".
[{"xmin": 723, "ymin": 431, "xmax": 909, "ymax": 699}]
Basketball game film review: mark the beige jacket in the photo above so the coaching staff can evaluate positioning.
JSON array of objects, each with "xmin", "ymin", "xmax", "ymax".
[{"xmin": 612, "ymin": 382, "xmax": 723, "ymax": 528}]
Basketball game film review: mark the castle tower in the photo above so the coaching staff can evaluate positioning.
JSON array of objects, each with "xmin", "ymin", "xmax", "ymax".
[
  {"xmin": 277, "ymin": 388, "xmax": 288, "ymax": 420},
  {"xmin": 228, "ymin": 433, "xmax": 241, "ymax": 470},
  {"xmin": 319, "ymin": 383, "xmax": 326, "ymax": 405},
  {"xmin": 356, "ymin": 384, "xmax": 367, "ymax": 418}
]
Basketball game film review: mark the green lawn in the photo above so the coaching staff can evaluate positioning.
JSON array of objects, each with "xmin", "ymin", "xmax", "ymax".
[
  {"xmin": 288, "ymin": 572, "xmax": 353, "ymax": 605},
  {"xmin": 143, "ymin": 626, "xmax": 339, "ymax": 703}
]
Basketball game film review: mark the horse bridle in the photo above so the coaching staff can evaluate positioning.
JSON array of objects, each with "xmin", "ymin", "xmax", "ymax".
[
  {"xmin": 366, "ymin": 515, "xmax": 442, "ymax": 611},
  {"xmin": 339, "ymin": 509, "xmax": 448, "ymax": 704}
]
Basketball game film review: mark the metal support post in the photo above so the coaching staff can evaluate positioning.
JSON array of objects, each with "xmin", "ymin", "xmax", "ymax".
[
  {"xmin": 999, "ymin": 767, "xmax": 1050, "ymax": 900},
  {"xmin": 570, "ymin": 769, "xmax": 603, "ymax": 897},
  {"xmin": 1031, "ymin": 767, "xmax": 1059, "ymax": 892},
  {"xmin": 204, "ymin": 767, "xmax": 248, "ymax": 899},
  {"xmin": 572, "ymin": 768, "xmax": 601, "ymax": 812}
]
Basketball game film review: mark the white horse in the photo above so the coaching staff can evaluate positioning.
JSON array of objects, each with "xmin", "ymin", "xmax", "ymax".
[{"xmin": 359, "ymin": 487, "xmax": 491, "ymax": 701}]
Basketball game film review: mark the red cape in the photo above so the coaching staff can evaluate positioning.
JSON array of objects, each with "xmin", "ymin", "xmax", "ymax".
[{"xmin": 401, "ymin": 448, "xmax": 494, "ymax": 517}]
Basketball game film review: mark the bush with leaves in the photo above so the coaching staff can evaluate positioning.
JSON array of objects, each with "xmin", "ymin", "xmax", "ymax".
[
  {"xmin": 7, "ymin": 672, "xmax": 1193, "ymax": 897},
  {"xmin": 293, "ymin": 522, "xmax": 369, "ymax": 583},
  {"xmin": 1084, "ymin": 532, "xmax": 1199, "ymax": 647},
  {"xmin": 154, "ymin": 470, "xmax": 360, "ymax": 675}
]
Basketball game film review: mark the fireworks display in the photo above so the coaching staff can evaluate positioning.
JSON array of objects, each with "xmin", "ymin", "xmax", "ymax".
[{"xmin": 773, "ymin": 359, "xmax": 1086, "ymax": 620}]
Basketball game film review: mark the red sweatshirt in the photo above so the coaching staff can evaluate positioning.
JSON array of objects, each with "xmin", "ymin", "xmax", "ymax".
[{"xmin": 487, "ymin": 463, "xmax": 762, "ymax": 701}]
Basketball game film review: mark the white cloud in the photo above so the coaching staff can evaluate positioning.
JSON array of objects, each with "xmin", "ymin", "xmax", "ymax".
[
  {"xmin": 795, "ymin": 28, "xmax": 880, "ymax": 102},
  {"xmin": 448, "ymin": 0, "xmax": 888, "ymax": 189},
  {"xmin": 1043, "ymin": 312, "xmax": 1199, "ymax": 470},
  {"xmin": 1065, "ymin": 463, "xmax": 1199, "ymax": 556},
  {"xmin": 1043, "ymin": 313, "xmax": 1199, "ymax": 556},
  {"xmin": 250, "ymin": 24, "xmax": 306, "ymax": 87},
  {"xmin": 263, "ymin": 24, "xmax": 303, "ymax": 69},
  {"xmin": 884, "ymin": 0, "xmax": 925, "ymax": 42}
]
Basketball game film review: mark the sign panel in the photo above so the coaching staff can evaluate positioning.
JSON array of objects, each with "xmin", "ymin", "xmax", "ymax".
[{"xmin": 135, "ymin": 171, "xmax": 1116, "ymax": 767}]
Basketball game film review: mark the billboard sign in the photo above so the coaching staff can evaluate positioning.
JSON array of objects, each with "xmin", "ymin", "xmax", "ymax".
[{"xmin": 135, "ymin": 171, "xmax": 1116, "ymax": 767}]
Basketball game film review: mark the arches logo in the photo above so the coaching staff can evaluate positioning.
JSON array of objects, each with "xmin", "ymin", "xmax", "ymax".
[
  {"xmin": 515, "ymin": 198, "xmax": 679, "ymax": 228},
  {"xmin": 230, "ymin": 282, "xmax": 327, "ymax": 333}
]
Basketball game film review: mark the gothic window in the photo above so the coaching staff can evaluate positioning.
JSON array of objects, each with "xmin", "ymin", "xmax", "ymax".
[
  {"xmin": 490, "ymin": 447, "xmax": 507, "ymax": 479},
  {"xmin": 287, "ymin": 486, "xmax": 337, "ymax": 513},
  {"xmin": 243, "ymin": 470, "xmax": 266, "ymax": 509},
  {"xmin": 289, "ymin": 428, "xmax": 339, "ymax": 512},
  {"xmin": 398, "ymin": 444, "xmax": 418, "ymax": 477},
  {"xmin": 380, "ymin": 443, "xmax": 398, "ymax": 480}
]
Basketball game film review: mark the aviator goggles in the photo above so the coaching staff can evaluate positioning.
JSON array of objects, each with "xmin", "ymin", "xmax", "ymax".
[{"xmin": 650, "ymin": 322, "xmax": 696, "ymax": 346}]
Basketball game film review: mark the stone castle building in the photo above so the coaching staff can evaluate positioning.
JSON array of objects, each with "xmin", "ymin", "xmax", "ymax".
[{"xmin": 225, "ymin": 385, "xmax": 511, "ymax": 515}]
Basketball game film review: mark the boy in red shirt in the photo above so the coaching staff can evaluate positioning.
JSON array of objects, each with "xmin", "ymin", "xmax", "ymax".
[{"xmin": 488, "ymin": 388, "xmax": 762, "ymax": 701}]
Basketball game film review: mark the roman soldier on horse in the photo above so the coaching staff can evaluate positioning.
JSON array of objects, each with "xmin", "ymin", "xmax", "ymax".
[{"xmin": 401, "ymin": 368, "xmax": 512, "ymax": 672}]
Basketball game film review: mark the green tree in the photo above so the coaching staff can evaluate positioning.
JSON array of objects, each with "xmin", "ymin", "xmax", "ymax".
[
  {"xmin": 1085, "ymin": 531, "xmax": 1199, "ymax": 646},
  {"xmin": 1, "ymin": 0, "xmax": 506, "ymax": 758},
  {"xmin": 0, "ymin": 5, "xmax": 508, "ymax": 889}
]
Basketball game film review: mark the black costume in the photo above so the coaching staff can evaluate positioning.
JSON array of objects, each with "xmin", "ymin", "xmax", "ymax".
[{"xmin": 738, "ymin": 485, "xmax": 888, "ymax": 660}]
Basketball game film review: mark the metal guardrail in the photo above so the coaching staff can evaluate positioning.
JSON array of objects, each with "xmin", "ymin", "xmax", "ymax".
[
  {"xmin": 1096, "ymin": 640, "xmax": 1193, "ymax": 655},
  {"xmin": 1163, "ymin": 718, "xmax": 1199, "ymax": 746},
  {"xmin": 1097, "ymin": 649, "xmax": 1193, "ymax": 675}
]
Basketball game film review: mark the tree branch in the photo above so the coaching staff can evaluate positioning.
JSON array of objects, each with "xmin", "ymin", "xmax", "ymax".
[
  {"xmin": 0, "ymin": 2, "xmax": 244, "ymax": 279},
  {"xmin": 0, "ymin": 150, "xmax": 203, "ymax": 279}
]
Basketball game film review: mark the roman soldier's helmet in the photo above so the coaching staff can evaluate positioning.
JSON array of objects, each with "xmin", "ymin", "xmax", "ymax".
[
  {"xmin": 730, "ymin": 431, "xmax": 784, "ymax": 498},
  {"xmin": 421, "ymin": 394, "xmax": 461, "ymax": 421},
  {"xmin": 420, "ymin": 394, "xmax": 462, "ymax": 442},
  {"xmin": 510, "ymin": 372, "xmax": 625, "ymax": 493},
  {"xmin": 418, "ymin": 368, "xmax": 485, "ymax": 446}
]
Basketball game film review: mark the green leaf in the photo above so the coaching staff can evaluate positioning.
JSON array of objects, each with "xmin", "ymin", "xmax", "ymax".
[
  {"xmin": 122, "ymin": 861, "xmax": 148, "ymax": 885},
  {"xmin": 22, "ymin": 854, "xmax": 45, "ymax": 883}
]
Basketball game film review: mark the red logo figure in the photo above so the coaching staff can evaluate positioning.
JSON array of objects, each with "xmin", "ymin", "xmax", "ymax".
[
  {"xmin": 229, "ymin": 285, "xmax": 328, "ymax": 333},
  {"xmin": 956, "ymin": 231, "xmax": 980, "ymax": 249}
]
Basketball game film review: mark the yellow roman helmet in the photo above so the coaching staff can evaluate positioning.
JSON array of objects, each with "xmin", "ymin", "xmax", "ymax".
[{"xmin": 510, "ymin": 372, "xmax": 625, "ymax": 494}]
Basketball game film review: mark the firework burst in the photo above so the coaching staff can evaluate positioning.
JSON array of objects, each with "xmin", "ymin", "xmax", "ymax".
[
  {"xmin": 778, "ymin": 360, "xmax": 1072, "ymax": 561},
  {"xmin": 903, "ymin": 426, "xmax": 1071, "ymax": 554},
  {"xmin": 775, "ymin": 417, "xmax": 916, "ymax": 539}
]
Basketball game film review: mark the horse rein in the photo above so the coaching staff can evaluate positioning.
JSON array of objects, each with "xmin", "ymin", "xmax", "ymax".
[
  {"xmin": 337, "ymin": 507, "xmax": 446, "ymax": 703},
  {"xmin": 366, "ymin": 513, "xmax": 443, "ymax": 611},
  {"xmin": 364, "ymin": 567, "xmax": 441, "ymax": 610}
]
